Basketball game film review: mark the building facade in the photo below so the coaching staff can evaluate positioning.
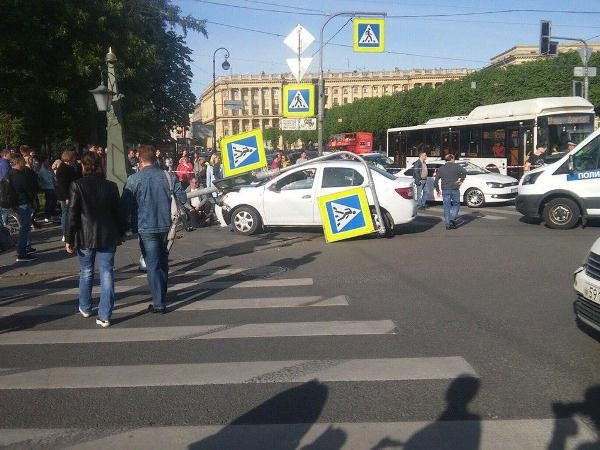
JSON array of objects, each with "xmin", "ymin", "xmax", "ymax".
[
  {"xmin": 488, "ymin": 43, "xmax": 600, "ymax": 69},
  {"xmin": 192, "ymin": 68, "xmax": 474, "ymax": 150}
]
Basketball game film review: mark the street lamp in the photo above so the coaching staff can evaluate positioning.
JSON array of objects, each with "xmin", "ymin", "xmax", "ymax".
[
  {"xmin": 89, "ymin": 47, "xmax": 127, "ymax": 191},
  {"xmin": 212, "ymin": 47, "xmax": 231, "ymax": 152}
]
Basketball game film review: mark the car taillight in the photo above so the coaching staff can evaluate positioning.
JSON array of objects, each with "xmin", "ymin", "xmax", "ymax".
[{"xmin": 395, "ymin": 186, "xmax": 413, "ymax": 199}]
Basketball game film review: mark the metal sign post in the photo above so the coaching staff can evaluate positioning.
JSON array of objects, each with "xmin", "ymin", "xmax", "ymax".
[{"xmin": 317, "ymin": 12, "xmax": 386, "ymax": 155}]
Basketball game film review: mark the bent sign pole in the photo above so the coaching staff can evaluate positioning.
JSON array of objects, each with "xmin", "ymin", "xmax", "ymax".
[{"xmin": 317, "ymin": 11, "xmax": 386, "ymax": 156}]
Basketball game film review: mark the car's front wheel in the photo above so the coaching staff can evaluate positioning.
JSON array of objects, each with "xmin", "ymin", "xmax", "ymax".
[
  {"xmin": 464, "ymin": 188, "xmax": 485, "ymax": 208},
  {"xmin": 543, "ymin": 197, "xmax": 580, "ymax": 229},
  {"xmin": 231, "ymin": 206, "xmax": 262, "ymax": 235}
]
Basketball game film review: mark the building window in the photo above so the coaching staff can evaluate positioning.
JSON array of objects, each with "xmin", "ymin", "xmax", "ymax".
[
  {"xmin": 333, "ymin": 98, "xmax": 339, "ymax": 106},
  {"xmin": 402, "ymin": 85, "xmax": 409, "ymax": 92},
  {"xmin": 353, "ymin": 86, "xmax": 359, "ymax": 94},
  {"xmin": 373, "ymin": 86, "xmax": 379, "ymax": 93},
  {"xmin": 363, "ymin": 86, "xmax": 369, "ymax": 94},
  {"xmin": 343, "ymin": 97, "xmax": 348, "ymax": 104},
  {"xmin": 343, "ymin": 87, "xmax": 349, "ymax": 94},
  {"xmin": 273, "ymin": 88, "xmax": 279, "ymax": 98},
  {"xmin": 263, "ymin": 109, "xmax": 270, "ymax": 115},
  {"xmin": 333, "ymin": 88, "xmax": 339, "ymax": 95}
]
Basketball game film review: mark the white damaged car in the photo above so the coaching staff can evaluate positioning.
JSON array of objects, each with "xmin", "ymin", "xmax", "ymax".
[{"xmin": 220, "ymin": 160, "xmax": 417, "ymax": 236}]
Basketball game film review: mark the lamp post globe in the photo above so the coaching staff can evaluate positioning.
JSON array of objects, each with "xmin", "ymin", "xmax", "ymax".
[{"xmin": 212, "ymin": 47, "xmax": 231, "ymax": 152}]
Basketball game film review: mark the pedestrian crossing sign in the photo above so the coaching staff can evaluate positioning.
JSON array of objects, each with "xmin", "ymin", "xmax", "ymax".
[
  {"xmin": 283, "ymin": 83, "xmax": 315, "ymax": 117},
  {"xmin": 318, "ymin": 187, "xmax": 374, "ymax": 242},
  {"xmin": 354, "ymin": 18, "xmax": 385, "ymax": 53},
  {"xmin": 220, "ymin": 129, "xmax": 267, "ymax": 177}
]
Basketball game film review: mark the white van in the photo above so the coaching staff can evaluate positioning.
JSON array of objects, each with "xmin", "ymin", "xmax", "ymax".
[
  {"xmin": 516, "ymin": 128, "xmax": 600, "ymax": 229},
  {"xmin": 573, "ymin": 237, "xmax": 600, "ymax": 334}
]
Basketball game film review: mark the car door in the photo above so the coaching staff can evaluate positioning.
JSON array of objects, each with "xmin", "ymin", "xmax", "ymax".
[
  {"xmin": 263, "ymin": 167, "xmax": 317, "ymax": 225},
  {"xmin": 570, "ymin": 139, "xmax": 600, "ymax": 215},
  {"xmin": 316, "ymin": 166, "xmax": 365, "ymax": 224}
]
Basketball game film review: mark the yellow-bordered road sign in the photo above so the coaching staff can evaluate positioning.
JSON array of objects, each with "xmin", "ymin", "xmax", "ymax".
[
  {"xmin": 220, "ymin": 129, "xmax": 267, "ymax": 177},
  {"xmin": 318, "ymin": 187, "xmax": 375, "ymax": 242},
  {"xmin": 354, "ymin": 18, "xmax": 385, "ymax": 53},
  {"xmin": 283, "ymin": 83, "xmax": 315, "ymax": 117}
]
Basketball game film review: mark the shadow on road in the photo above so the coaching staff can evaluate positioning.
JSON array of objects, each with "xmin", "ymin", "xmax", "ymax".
[{"xmin": 188, "ymin": 379, "xmax": 342, "ymax": 450}]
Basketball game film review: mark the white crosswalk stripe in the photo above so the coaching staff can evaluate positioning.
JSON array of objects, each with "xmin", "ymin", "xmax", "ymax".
[{"xmin": 1, "ymin": 266, "xmax": 595, "ymax": 449}]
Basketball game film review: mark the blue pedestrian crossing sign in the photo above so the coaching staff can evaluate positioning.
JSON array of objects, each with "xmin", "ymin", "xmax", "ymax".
[
  {"xmin": 354, "ymin": 18, "xmax": 385, "ymax": 53},
  {"xmin": 283, "ymin": 83, "xmax": 315, "ymax": 118},
  {"xmin": 318, "ymin": 187, "xmax": 375, "ymax": 242},
  {"xmin": 220, "ymin": 129, "xmax": 267, "ymax": 177}
]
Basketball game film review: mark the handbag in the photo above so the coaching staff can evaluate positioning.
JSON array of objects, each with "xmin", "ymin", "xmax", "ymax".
[{"xmin": 164, "ymin": 171, "xmax": 186, "ymax": 251}]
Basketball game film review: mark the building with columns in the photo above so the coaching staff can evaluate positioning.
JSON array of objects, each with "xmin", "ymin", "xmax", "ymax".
[
  {"xmin": 192, "ymin": 68, "xmax": 474, "ymax": 151},
  {"xmin": 488, "ymin": 43, "xmax": 600, "ymax": 69}
]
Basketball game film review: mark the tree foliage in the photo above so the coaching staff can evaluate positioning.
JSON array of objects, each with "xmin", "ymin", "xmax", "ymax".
[
  {"xmin": 324, "ymin": 52, "xmax": 600, "ymax": 148},
  {"xmin": 0, "ymin": 112, "xmax": 24, "ymax": 149},
  {"xmin": 0, "ymin": 0, "xmax": 207, "ymax": 149}
]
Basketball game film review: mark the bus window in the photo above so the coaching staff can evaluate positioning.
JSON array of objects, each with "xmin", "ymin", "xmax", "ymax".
[{"xmin": 460, "ymin": 127, "xmax": 481, "ymax": 157}]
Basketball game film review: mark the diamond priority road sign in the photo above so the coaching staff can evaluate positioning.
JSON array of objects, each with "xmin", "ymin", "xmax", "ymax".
[
  {"xmin": 220, "ymin": 129, "xmax": 267, "ymax": 177},
  {"xmin": 283, "ymin": 83, "xmax": 315, "ymax": 118},
  {"xmin": 353, "ymin": 18, "xmax": 385, "ymax": 53},
  {"xmin": 318, "ymin": 187, "xmax": 375, "ymax": 243}
]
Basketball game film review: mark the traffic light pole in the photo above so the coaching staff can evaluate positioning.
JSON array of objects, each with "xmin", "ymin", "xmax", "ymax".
[{"xmin": 549, "ymin": 36, "xmax": 591, "ymax": 101}]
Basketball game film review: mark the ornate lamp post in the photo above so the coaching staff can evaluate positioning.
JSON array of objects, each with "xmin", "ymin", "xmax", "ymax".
[
  {"xmin": 212, "ymin": 47, "xmax": 231, "ymax": 152},
  {"xmin": 89, "ymin": 47, "xmax": 127, "ymax": 191}
]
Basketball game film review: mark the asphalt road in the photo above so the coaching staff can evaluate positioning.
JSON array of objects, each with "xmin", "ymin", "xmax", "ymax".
[{"xmin": 0, "ymin": 204, "xmax": 599, "ymax": 449}]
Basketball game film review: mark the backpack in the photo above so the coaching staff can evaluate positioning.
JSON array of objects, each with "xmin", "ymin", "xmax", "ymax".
[{"xmin": 0, "ymin": 175, "xmax": 17, "ymax": 208}]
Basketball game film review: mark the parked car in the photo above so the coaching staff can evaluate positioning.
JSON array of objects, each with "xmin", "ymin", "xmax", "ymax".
[
  {"xmin": 573, "ymin": 236, "xmax": 600, "ymax": 336},
  {"xmin": 220, "ymin": 160, "xmax": 417, "ymax": 235},
  {"xmin": 358, "ymin": 153, "xmax": 403, "ymax": 174},
  {"xmin": 399, "ymin": 160, "xmax": 519, "ymax": 208}
]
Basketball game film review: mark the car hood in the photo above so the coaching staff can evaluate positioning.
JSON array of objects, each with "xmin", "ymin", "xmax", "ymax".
[{"xmin": 475, "ymin": 172, "xmax": 518, "ymax": 183}]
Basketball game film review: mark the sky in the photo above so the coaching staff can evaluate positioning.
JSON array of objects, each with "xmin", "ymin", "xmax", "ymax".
[{"xmin": 174, "ymin": 0, "xmax": 600, "ymax": 98}]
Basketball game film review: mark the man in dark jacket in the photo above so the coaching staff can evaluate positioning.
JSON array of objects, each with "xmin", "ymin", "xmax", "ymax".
[
  {"xmin": 55, "ymin": 150, "xmax": 81, "ymax": 241},
  {"xmin": 434, "ymin": 154, "xmax": 467, "ymax": 230},
  {"xmin": 412, "ymin": 151, "xmax": 429, "ymax": 209},
  {"xmin": 8, "ymin": 154, "xmax": 38, "ymax": 261},
  {"xmin": 65, "ymin": 153, "xmax": 126, "ymax": 327}
]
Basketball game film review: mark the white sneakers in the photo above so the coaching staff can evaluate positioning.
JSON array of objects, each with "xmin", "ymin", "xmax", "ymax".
[
  {"xmin": 78, "ymin": 307, "xmax": 92, "ymax": 318},
  {"xmin": 96, "ymin": 319, "xmax": 110, "ymax": 328}
]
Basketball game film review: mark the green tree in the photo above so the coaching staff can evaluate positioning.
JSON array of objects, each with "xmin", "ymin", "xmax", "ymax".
[
  {"xmin": 0, "ymin": 0, "xmax": 207, "ymax": 148},
  {"xmin": 263, "ymin": 127, "xmax": 281, "ymax": 150},
  {"xmin": 0, "ymin": 112, "xmax": 24, "ymax": 149}
]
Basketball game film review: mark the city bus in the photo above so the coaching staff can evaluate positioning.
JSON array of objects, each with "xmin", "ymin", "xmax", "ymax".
[
  {"xmin": 327, "ymin": 131, "xmax": 374, "ymax": 154},
  {"xmin": 386, "ymin": 97, "xmax": 595, "ymax": 178}
]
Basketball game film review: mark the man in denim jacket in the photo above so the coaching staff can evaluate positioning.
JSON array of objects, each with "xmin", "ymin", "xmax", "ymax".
[{"xmin": 121, "ymin": 145, "xmax": 187, "ymax": 313}]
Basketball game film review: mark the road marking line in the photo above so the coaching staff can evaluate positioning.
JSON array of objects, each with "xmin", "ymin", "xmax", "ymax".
[
  {"xmin": 1, "ymin": 419, "xmax": 595, "ymax": 450},
  {"xmin": 0, "ymin": 278, "xmax": 314, "ymax": 298},
  {"xmin": 0, "ymin": 356, "xmax": 474, "ymax": 389},
  {"xmin": 0, "ymin": 320, "xmax": 393, "ymax": 345},
  {"xmin": 0, "ymin": 296, "xmax": 349, "ymax": 316}
]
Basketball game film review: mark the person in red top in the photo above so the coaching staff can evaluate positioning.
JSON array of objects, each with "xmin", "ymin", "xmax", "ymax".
[
  {"xmin": 492, "ymin": 141, "xmax": 505, "ymax": 158},
  {"xmin": 176, "ymin": 155, "xmax": 194, "ymax": 189}
]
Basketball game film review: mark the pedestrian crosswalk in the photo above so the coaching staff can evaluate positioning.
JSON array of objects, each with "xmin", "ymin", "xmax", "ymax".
[{"xmin": 0, "ymin": 266, "xmax": 596, "ymax": 449}]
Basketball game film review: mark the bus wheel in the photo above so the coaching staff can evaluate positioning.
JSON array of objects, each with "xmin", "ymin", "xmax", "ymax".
[
  {"xmin": 464, "ymin": 188, "xmax": 485, "ymax": 208},
  {"xmin": 543, "ymin": 198, "xmax": 580, "ymax": 230}
]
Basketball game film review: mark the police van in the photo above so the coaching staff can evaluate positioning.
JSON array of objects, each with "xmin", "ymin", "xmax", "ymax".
[{"xmin": 516, "ymin": 127, "xmax": 600, "ymax": 229}]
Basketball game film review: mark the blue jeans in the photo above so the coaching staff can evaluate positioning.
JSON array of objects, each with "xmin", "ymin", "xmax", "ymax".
[
  {"xmin": 442, "ymin": 189, "xmax": 461, "ymax": 226},
  {"xmin": 60, "ymin": 200, "xmax": 69, "ymax": 236},
  {"xmin": 415, "ymin": 181, "xmax": 428, "ymax": 207},
  {"xmin": 77, "ymin": 247, "xmax": 116, "ymax": 321},
  {"xmin": 139, "ymin": 232, "xmax": 169, "ymax": 309},
  {"xmin": 16, "ymin": 203, "xmax": 32, "ymax": 257}
]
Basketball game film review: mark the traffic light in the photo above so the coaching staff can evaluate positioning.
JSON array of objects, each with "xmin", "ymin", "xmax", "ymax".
[
  {"xmin": 573, "ymin": 80, "xmax": 583, "ymax": 97},
  {"xmin": 540, "ymin": 20, "xmax": 558, "ymax": 56}
]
